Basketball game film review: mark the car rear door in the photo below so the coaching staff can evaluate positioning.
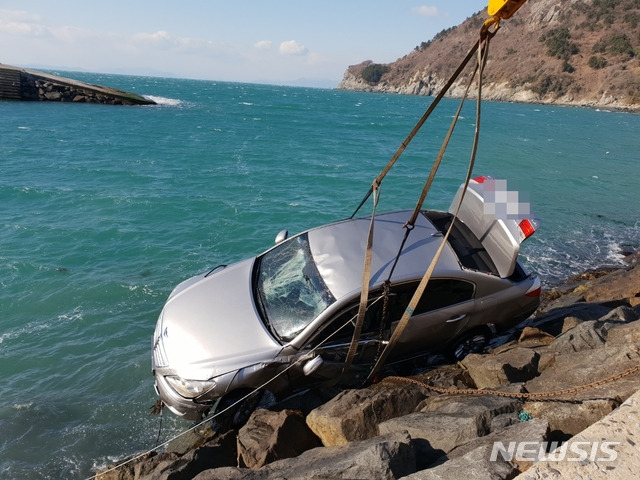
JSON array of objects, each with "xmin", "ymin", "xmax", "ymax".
[{"xmin": 388, "ymin": 280, "xmax": 476, "ymax": 355}]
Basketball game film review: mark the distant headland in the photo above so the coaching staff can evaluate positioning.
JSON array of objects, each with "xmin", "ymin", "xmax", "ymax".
[
  {"xmin": 0, "ymin": 63, "xmax": 155, "ymax": 105},
  {"xmin": 337, "ymin": 0, "xmax": 640, "ymax": 112}
]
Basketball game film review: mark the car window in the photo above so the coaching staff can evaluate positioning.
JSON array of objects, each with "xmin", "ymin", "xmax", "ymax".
[
  {"xmin": 423, "ymin": 210, "xmax": 499, "ymax": 275},
  {"xmin": 309, "ymin": 295, "xmax": 386, "ymax": 348},
  {"xmin": 255, "ymin": 233, "xmax": 336, "ymax": 342},
  {"xmin": 308, "ymin": 280, "xmax": 474, "ymax": 349},
  {"xmin": 400, "ymin": 279, "xmax": 475, "ymax": 314}
]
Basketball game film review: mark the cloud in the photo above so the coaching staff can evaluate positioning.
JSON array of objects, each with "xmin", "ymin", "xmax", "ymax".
[
  {"xmin": 279, "ymin": 40, "xmax": 308, "ymax": 56},
  {"xmin": 133, "ymin": 30, "xmax": 172, "ymax": 43},
  {"xmin": 411, "ymin": 5, "xmax": 446, "ymax": 18},
  {"xmin": 254, "ymin": 40, "xmax": 272, "ymax": 50},
  {"xmin": 0, "ymin": 9, "xmax": 49, "ymax": 37}
]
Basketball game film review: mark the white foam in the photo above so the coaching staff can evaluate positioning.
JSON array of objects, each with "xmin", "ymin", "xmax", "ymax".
[{"xmin": 143, "ymin": 95, "xmax": 182, "ymax": 106}]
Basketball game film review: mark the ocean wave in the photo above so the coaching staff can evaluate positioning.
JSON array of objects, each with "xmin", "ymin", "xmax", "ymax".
[{"xmin": 143, "ymin": 95, "xmax": 182, "ymax": 106}]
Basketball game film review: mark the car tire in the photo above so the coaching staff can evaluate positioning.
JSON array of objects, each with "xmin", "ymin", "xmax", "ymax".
[
  {"xmin": 448, "ymin": 328, "xmax": 491, "ymax": 362},
  {"xmin": 211, "ymin": 389, "xmax": 264, "ymax": 432}
]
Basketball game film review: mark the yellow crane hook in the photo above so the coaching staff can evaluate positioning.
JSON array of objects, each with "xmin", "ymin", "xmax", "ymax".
[{"xmin": 488, "ymin": 0, "xmax": 527, "ymax": 19}]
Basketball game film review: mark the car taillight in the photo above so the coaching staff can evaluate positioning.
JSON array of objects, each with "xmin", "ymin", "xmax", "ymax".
[
  {"xmin": 472, "ymin": 175, "xmax": 491, "ymax": 184},
  {"xmin": 525, "ymin": 277, "xmax": 542, "ymax": 297},
  {"xmin": 519, "ymin": 219, "xmax": 536, "ymax": 241}
]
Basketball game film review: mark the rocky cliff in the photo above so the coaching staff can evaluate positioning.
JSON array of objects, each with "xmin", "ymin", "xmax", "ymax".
[{"xmin": 338, "ymin": 0, "xmax": 640, "ymax": 110}]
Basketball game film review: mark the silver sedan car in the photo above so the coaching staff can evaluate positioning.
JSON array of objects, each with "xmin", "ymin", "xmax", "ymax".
[{"xmin": 152, "ymin": 177, "xmax": 541, "ymax": 421}]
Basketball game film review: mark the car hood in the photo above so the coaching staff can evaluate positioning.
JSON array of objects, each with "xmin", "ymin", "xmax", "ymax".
[{"xmin": 158, "ymin": 259, "xmax": 282, "ymax": 381}]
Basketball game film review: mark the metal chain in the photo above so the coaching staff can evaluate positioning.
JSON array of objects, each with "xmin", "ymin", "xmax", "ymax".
[{"xmin": 382, "ymin": 363, "xmax": 640, "ymax": 399}]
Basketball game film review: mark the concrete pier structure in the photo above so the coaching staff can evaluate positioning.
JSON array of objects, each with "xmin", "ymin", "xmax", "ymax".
[{"xmin": 0, "ymin": 64, "xmax": 155, "ymax": 105}]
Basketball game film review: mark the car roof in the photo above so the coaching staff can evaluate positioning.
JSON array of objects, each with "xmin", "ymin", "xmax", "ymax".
[{"xmin": 307, "ymin": 210, "xmax": 462, "ymax": 300}]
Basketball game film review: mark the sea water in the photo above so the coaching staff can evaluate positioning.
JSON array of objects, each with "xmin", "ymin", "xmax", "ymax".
[{"xmin": 1, "ymin": 73, "xmax": 639, "ymax": 479}]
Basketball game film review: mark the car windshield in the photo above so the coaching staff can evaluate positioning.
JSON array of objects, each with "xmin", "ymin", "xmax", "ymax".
[{"xmin": 255, "ymin": 233, "xmax": 336, "ymax": 342}]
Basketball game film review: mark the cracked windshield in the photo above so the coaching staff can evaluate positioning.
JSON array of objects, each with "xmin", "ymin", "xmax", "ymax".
[{"xmin": 256, "ymin": 234, "xmax": 335, "ymax": 341}]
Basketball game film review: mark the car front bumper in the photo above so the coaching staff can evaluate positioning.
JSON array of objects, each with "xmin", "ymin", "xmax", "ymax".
[{"xmin": 153, "ymin": 373, "xmax": 211, "ymax": 421}]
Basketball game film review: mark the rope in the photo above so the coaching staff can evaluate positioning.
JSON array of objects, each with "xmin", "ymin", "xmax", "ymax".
[{"xmin": 382, "ymin": 364, "xmax": 640, "ymax": 399}]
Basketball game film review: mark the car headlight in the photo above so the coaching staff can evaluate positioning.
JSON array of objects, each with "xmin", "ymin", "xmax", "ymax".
[{"xmin": 165, "ymin": 376, "xmax": 217, "ymax": 399}]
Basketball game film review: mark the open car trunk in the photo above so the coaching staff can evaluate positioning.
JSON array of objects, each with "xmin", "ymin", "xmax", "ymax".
[{"xmin": 448, "ymin": 176, "xmax": 536, "ymax": 278}]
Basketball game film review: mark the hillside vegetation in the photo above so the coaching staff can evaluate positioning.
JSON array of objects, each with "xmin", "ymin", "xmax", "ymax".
[{"xmin": 338, "ymin": 0, "xmax": 640, "ymax": 110}]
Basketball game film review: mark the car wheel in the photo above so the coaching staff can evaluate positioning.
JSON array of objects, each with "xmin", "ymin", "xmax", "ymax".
[
  {"xmin": 211, "ymin": 389, "xmax": 264, "ymax": 432},
  {"xmin": 448, "ymin": 329, "xmax": 491, "ymax": 362}
]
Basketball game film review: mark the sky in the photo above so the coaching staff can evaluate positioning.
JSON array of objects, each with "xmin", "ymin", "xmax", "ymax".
[{"xmin": 0, "ymin": 1, "xmax": 484, "ymax": 88}]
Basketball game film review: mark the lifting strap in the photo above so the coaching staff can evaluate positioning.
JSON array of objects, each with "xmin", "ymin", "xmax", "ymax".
[
  {"xmin": 385, "ymin": 47, "xmax": 482, "ymax": 297},
  {"xmin": 344, "ymin": 24, "xmax": 500, "ymax": 375},
  {"xmin": 364, "ymin": 31, "xmax": 493, "ymax": 385},
  {"xmin": 349, "ymin": 37, "xmax": 482, "ymax": 220},
  {"xmin": 342, "ymin": 181, "xmax": 380, "ymax": 374}
]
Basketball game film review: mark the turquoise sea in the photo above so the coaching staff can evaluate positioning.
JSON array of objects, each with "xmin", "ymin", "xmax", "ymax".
[{"xmin": 1, "ymin": 73, "xmax": 639, "ymax": 479}]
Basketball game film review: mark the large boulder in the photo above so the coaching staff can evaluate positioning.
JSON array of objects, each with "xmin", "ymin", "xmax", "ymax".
[
  {"xmin": 461, "ymin": 348, "xmax": 540, "ymax": 389},
  {"xmin": 419, "ymin": 393, "xmax": 523, "ymax": 428},
  {"xmin": 378, "ymin": 412, "xmax": 483, "ymax": 465},
  {"xmin": 378, "ymin": 393, "xmax": 524, "ymax": 469},
  {"xmin": 438, "ymin": 417, "xmax": 550, "ymax": 472},
  {"xmin": 522, "ymin": 398, "xmax": 621, "ymax": 436},
  {"xmin": 236, "ymin": 409, "xmax": 322, "ymax": 469},
  {"xmin": 524, "ymin": 344, "xmax": 640, "ymax": 402},
  {"xmin": 550, "ymin": 320, "xmax": 607, "ymax": 353},
  {"xmin": 606, "ymin": 318, "xmax": 640, "ymax": 345},
  {"xmin": 550, "ymin": 305, "xmax": 640, "ymax": 354},
  {"xmin": 193, "ymin": 431, "xmax": 416, "ymax": 480},
  {"xmin": 305, "ymin": 383, "xmax": 428, "ymax": 446},
  {"xmin": 405, "ymin": 419, "xmax": 549, "ymax": 479},
  {"xmin": 402, "ymin": 443, "xmax": 516, "ymax": 480}
]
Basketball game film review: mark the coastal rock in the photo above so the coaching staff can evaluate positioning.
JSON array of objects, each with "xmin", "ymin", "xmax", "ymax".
[
  {"xmin": 461, "ymin": 348, "xmax": 540, "ymax": 389},
  {"xmin": 606, "ymin": 319, "xmax": 640, "ymax": 345},
  {"xmin": 305, "ymin": 383, "xmax": 428, "ymax": 446},
  {"xmin": 423, "ymin": 418, "xmax": 550, "ymax": 476},
  {"xmin": 378, "ymin": 412, "xmax": 483, "ymax": 463},
  {"xmin": 522, "ymin": 399, "xmax": 620, "ymax": 436},
  {"xmin": 236, "ymin": 409, "xmax": 321, "ymax": 469},
  {"xmin": 402, "ymin": 443, "xmax": 517, "ymax": 480},
  {"xmin": 194, "ymin": 432, "xmax": 416, "ymax": 480},
  {"xmin": 549, "ymin": 320, "xmax": 607, "ymax": 353},
  {"xmin": 419, "ymin": 394, "xmax": 523, "ymax": 428}
]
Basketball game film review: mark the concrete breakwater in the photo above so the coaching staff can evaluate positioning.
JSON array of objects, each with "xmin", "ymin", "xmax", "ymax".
[{"xmin": 0, "ymin": 63, "xmax": 155, "ymax": 105}]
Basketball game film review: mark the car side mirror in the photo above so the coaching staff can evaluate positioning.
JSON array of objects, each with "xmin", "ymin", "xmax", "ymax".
[
  {"xmin": 303, "ymin": 356, "xmax": 324, "ymax": 376},
  {"xmin": 275, "ymin": 230, "xmax": 288, "ymax": 244}
]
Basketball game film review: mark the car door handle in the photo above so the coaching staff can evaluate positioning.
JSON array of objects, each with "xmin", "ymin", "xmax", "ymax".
[{"xmin": 446, "ymin": 314, "xmax": 466, "ymax": 323}]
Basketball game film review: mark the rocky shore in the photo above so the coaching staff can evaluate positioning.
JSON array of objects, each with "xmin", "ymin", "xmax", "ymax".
[
  {"xmin": 96, "ymin": 254, "xmax": 640, "ymax": 480},
  {"xmin": 0, "ymin": 63, "xmax": 155, "ymax": 105}
]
